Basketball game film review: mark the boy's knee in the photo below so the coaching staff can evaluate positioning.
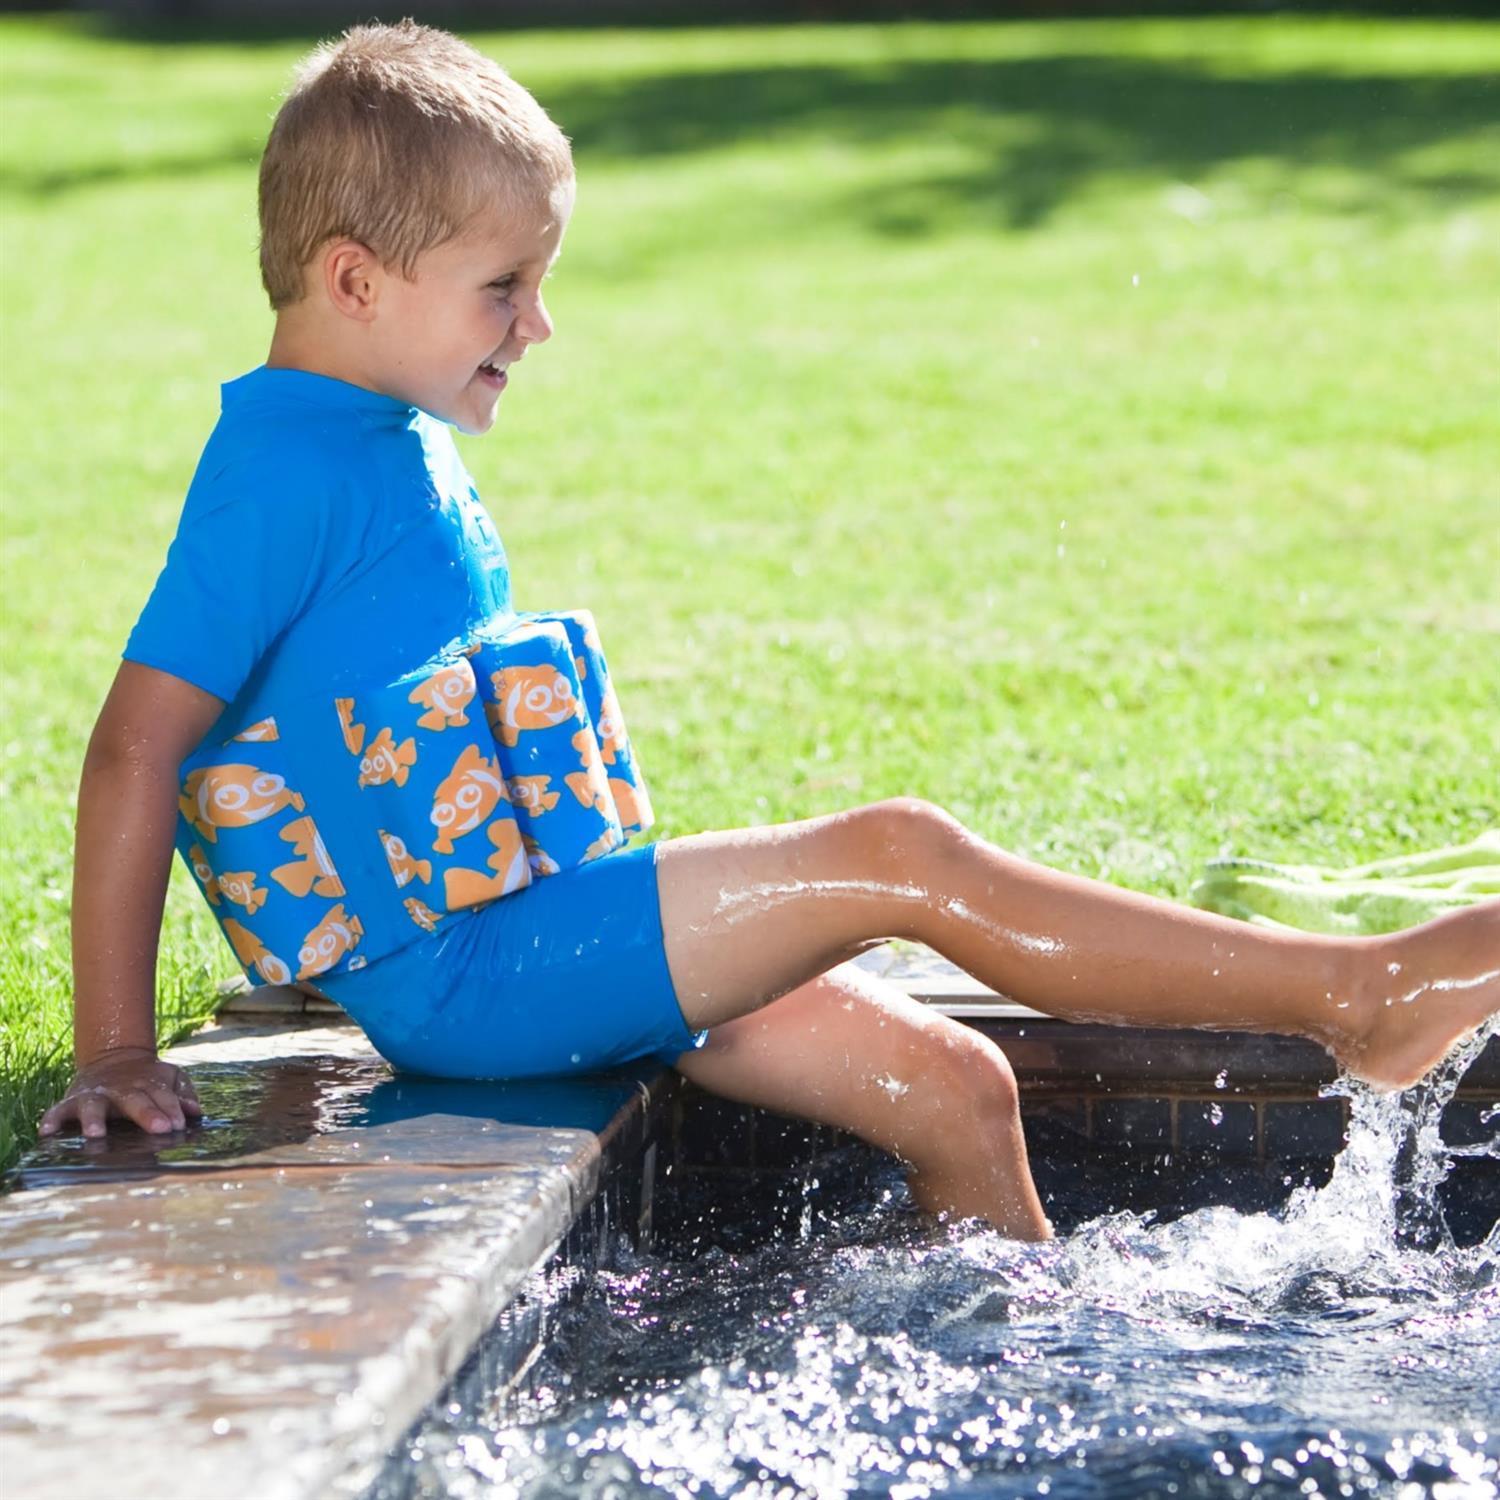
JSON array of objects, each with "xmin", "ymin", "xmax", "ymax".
[
  {"xmin": 947, "ymin": 1031, "xmax": 1021, "ymax": 1121},
  {"xmin": 846, "ymin": 796, "xmax": 966, "ymax": 869}
]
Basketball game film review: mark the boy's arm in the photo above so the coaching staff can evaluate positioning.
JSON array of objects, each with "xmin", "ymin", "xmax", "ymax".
[{"xmin": 38, "ymin": 662, "xmax": 226, "ymax": 1137}]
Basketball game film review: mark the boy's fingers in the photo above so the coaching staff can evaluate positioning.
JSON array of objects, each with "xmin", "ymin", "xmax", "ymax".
[
  {"xmin": 77, "ymin": 1096, "xmax": 110, "ymax": 1138},
  {"xmin": 171, "ymin": 1073, "xmax": 204, "ymax": 1112},
  {"xmin": 143, "ymin": 1085, "xmax": 186, "ymax": 1131},
  {"xmin": 121, "ymin": 1086, "xmax": 174, "ymax": 1133}
]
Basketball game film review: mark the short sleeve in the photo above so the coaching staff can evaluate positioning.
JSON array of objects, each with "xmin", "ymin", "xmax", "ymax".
[{"xmin": 123, "ymin": 444, "xmax": 344, "ymax": 705}]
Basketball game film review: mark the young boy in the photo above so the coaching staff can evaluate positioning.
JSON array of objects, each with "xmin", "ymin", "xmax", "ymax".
[{"xmin": 38, "ymin": 21, "xmax": 1500, "ymax": 1243}]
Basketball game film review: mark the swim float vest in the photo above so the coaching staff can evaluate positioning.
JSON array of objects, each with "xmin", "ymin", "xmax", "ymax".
[{"xmin": 174, "ymin": 608, "xmax": 653, "ymax": 986}]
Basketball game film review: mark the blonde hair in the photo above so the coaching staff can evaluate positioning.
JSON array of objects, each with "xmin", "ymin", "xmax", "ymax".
[{"xmin": 257, "ymin": 18, "xmax": 573, "ymax": 310}]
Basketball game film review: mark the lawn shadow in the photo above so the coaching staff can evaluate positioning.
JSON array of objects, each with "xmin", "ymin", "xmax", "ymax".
[
  {"xmin": 67, "ymin": 0, "xmax": 1500, "ymax": 44},
  {"xmin": 7, "ymin": 29, "xmax": 1497, "ymax": 230},
  {"xmin": 547, "ymin": 51, "xmax": 1500, "ymax": 232}
]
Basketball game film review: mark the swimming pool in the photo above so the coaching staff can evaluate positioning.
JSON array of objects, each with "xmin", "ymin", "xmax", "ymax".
[{"xmin": 365, "ymin": 1021, "xmax": 1499, "ymax": 1499}]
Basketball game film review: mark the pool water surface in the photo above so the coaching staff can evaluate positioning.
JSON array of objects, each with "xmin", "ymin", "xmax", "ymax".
[{"xmin": 369, "ymin": 1023, "xmax": 1499, "ymax": 1499}]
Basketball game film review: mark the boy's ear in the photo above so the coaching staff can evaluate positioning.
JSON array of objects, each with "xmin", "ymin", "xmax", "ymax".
[{"xmin": 321, "ymin": 238, "xmax": 383, "ymax": 323}]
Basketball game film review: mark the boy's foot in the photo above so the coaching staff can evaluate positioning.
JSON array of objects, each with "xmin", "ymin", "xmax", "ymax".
[{"xmin": 1336, "ymin": 899, "xmax": 1500, "ymax": 1091}]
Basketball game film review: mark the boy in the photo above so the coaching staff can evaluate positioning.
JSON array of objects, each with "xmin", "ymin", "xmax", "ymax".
[{"xmin": 38, "ymin": 22, "xmax": 1500, "ymax": 1244}]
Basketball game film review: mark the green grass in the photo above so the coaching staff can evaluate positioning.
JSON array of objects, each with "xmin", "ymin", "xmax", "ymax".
[{"xmin": 2, "ymin": 13, "xmax": 1497, "ymax": 1177}]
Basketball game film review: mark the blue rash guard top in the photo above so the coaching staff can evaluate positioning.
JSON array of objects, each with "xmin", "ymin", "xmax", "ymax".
[{"xmin": 123, "ymin": 365, "xmax": 652, "ymax": 987}]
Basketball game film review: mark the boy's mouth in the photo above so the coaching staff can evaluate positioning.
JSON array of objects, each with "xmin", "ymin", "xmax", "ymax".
[{"xmin": 477, "ymin": 362, "xmax": 508, "ymax": 390}]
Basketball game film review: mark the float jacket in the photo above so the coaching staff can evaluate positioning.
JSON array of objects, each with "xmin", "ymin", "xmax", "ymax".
[{"xmin": 123, "ymin": 365, "xmax": 651, "ymax": 986}]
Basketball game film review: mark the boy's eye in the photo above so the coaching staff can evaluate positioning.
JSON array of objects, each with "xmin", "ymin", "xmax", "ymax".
[{"xmin": 490, "ymin": 277, "xmax": 516, "ymax": 294}]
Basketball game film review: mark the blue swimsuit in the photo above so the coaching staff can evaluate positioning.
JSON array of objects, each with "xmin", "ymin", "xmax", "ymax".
[{"xmin": 124, "ymin": 365, "xmax": 706, "ymax": 1076}]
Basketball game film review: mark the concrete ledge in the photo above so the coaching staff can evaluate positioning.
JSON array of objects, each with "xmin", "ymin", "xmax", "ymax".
[{"xmin": 3, "ymin": 1013, "xmax": 673, "ymax": 1500}]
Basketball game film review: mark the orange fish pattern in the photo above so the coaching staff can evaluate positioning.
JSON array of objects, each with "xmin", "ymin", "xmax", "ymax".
[
  {"xmin": 404, "ymin": 896, "xmax": 443, "ymax": 933},
  {"xmin": 214, "ymin": 868, "xmax": 268, "ymax": 915},
  {"xmin": 506, "ymin": 774, "xmax": 561, "ymax": 815},
  {"xmin": 335, "ymin": 698, "xmax": 366, "ymax": 755},
  {"xmin": 379, "ymin": 829, "xmax": 432, "ymax": 889},
  {"xmin": 228, "ymin": 718, "xmax": 280, "ymax": 743},
  {"xmin": 429, "ymin": 743, "xmax": 508, "ymax": 854},
  {"xmin": 272, "ymin": 816, "xmax": 346, "ymax": 900},
  {"xmin": 443, "ymin": 818, "xmax": 532, "ymax": 910},
  {"xmin": 180, "ymin": 764, "xmax": 305, "ymax": 843},
  {"xmin": 359, "ymin": 726, "xmax": 417, "ymax": 788},
  {"xmin": 408, "ymin": 661, "xmax": 475, "ymax": 730},
  {"xmin": 297, "ymin": 903, "xmax": 363, "ymax": 980},
  {"xmin": 188, "ymin": 843, "xmax": 223, "ymax": 906},
  {"xmin": 222, "ymin": 916, "xmax": 293, "ymax": 987},
  {"xmin": 175, "ymin": 608, "xmax": 651, "ymax": 987}
]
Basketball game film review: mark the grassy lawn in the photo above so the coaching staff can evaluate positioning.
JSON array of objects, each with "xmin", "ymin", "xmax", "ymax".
[{"xmin": 1, "ymin": 13, "xmax": 1496, "ymax": 1176}]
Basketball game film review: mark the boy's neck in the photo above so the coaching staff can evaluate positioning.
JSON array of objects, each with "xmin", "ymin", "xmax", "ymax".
[{"xmin": 265, "ymin": 314, "xmax": 377, "ymax": 394}]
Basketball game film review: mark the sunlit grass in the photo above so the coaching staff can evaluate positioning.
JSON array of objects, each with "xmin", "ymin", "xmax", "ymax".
[{"xmin": 2, "ymin": 13, "xmax": 1496, "ymax": 1176}]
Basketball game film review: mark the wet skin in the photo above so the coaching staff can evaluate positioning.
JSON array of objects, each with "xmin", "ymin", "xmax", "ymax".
[{"xmin": 654, "ymin": 798, "xmax": 1500, "ymax": 1240}]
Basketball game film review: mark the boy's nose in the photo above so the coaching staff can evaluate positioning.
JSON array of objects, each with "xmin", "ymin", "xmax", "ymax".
[{"xmin": 518, "ymin": 291, "xmax": 554, "ymax": 346}]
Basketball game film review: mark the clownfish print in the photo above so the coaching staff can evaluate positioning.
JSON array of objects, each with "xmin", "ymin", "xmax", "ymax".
[
  {"xmin": 379, "ymin": 828, "xmax": 432, "ymax": 888},
  {"xmin": 187, "ymin": 843, "xmax": 223, "ymax": 906},
  {"xmin": 404, "ymin": 896, "xmax": 443, "ymax": 933},
  {"xmin": 608, "ymin": 776, "xmax": 653, "ymax": 832},
  {"xmin": 574, "ymin": 653, "xmax": 588, "ymax": 682},
  {"xmin": 581, "ymin": 829, "xmax": 619, "ymax": 864},
  {"xmin": 522, "ymin": 832, "xmax": 561, "ymax": 878},
  {"xmin": 296, "ymin": 904, "xmax": 364, "ymax": 980},
  {"xmin": 595, "ymin": 684, "xmax": 628, "ymax": 766},
  {"xmin": 215, "ymin": 869, "xmax": 268, "ymax": 916},
  {"xmin": 430, "ymin": 743, "xmax": 507, "ymax": 854},
  {"xmin": 180, "ymin": 765, "xmax": 305, "ymax": 843},
  {"xmin": 359, "ymin": 727, "xmax": 418, "ymax": 789},
  {"xmin": 336, "ymin": 698, "xmax": 366, "ymax": 756},
  {"xmin": 444, "ymin": 818, "xmax": 531, "ymax": 909},
  {"xmin": 272, "ymin": 816, "xmax": 346, "ymax": 900},
  {"xmin": 485, "ymin": 665, "xmax": 578, "ymax": 747},
  {"xmin": 228, "ymin": 718, "xmax": 280, "ymax": 743},
  {"xmin": 221, "ymin": 917, "xmax": 293, "ymax": 986},
  {"xmin": 409, "ymin": 662, "xmax": 475, "ymax": 730},
  {"xmin": 565, "ymin": 767, "xmax": 611, "ymax": 816},
  {"xmin": 506, "ymin": 774, "xmax": 561, "ymax": 816}
]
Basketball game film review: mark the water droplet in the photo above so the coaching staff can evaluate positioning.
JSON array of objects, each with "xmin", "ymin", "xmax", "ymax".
[{"xmin": 1214, "ymin": 1070, "xmax": 1228, "ymax": 1090}]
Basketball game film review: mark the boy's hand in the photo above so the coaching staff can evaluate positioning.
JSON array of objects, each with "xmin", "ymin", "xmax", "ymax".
[{"xmin": 37, "ymin": 1047, "xmax": 204, "ymax": 1139}]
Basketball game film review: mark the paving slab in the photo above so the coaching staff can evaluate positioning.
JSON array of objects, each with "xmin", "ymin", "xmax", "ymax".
[
  {"xmin": 2, "ymin": 1161, "xmax": 575, "ymax": 1500},
  {"xmin": 3, "ymin": 1011, "xmax": 673, "ymax": 1500}
]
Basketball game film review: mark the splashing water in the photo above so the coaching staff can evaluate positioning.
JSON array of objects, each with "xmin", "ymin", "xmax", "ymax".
[{"xmin": 373, "ymin": 1020, "xmax": 1500, "ymax": 1499}]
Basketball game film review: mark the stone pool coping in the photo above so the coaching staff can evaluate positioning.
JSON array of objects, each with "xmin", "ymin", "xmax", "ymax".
[
  {"xmin": 5, "ymin": 943, "xmax": 1496, "ymax": 1500},
  {"xmin": 3, "ymin": 1017, "xmax": 672, "ymax": 1500}
]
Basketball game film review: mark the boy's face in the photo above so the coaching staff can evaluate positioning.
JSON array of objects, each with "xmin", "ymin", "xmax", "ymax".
[{"xmin": 368, "ymin": 183, "xmax": 573, "ymax": 436}]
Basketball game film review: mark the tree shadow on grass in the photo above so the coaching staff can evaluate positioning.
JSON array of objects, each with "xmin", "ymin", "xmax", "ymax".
[
  {"xmin": 6, "ymin": 46, "xmax": 1496, "ymax": 233},
  {"xmin": 548, "ymin": 53, "xmax": 1500, "ymax": 232}
]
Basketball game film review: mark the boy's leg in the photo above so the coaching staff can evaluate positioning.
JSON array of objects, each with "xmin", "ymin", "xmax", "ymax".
[
  {"xmin": 655, "ymin": 798, "xmax": 1500, "ymax": 1092},
  {"xmin": 671, "ymin": 960, "xmax": 1052, "ymax": 1240}
]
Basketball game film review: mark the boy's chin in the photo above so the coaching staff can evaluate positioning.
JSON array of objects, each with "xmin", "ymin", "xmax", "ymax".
[{"xmin": 451, "ymin": 406, "xmax": 498, "ymax": 437}]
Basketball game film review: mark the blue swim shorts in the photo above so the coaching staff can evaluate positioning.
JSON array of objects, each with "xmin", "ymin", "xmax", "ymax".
[{"xmin": 315, "ymin": 841, "xmax": 708, "ymax": 1079}]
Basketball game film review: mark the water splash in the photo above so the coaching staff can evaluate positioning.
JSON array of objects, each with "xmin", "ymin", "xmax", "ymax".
[{"xmin": 374, "ymin": 1023, "xmax": 1500, "ymax": 1499}]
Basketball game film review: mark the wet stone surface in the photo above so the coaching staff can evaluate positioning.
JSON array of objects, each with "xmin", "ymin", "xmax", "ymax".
[
  {"xmin": 2, "ymin": 1163, "xmax": 574, "ymax": 1500},
  {"xmin": 3, "ymin": 1015, "xmax": 670, "ymax": 1500}
]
